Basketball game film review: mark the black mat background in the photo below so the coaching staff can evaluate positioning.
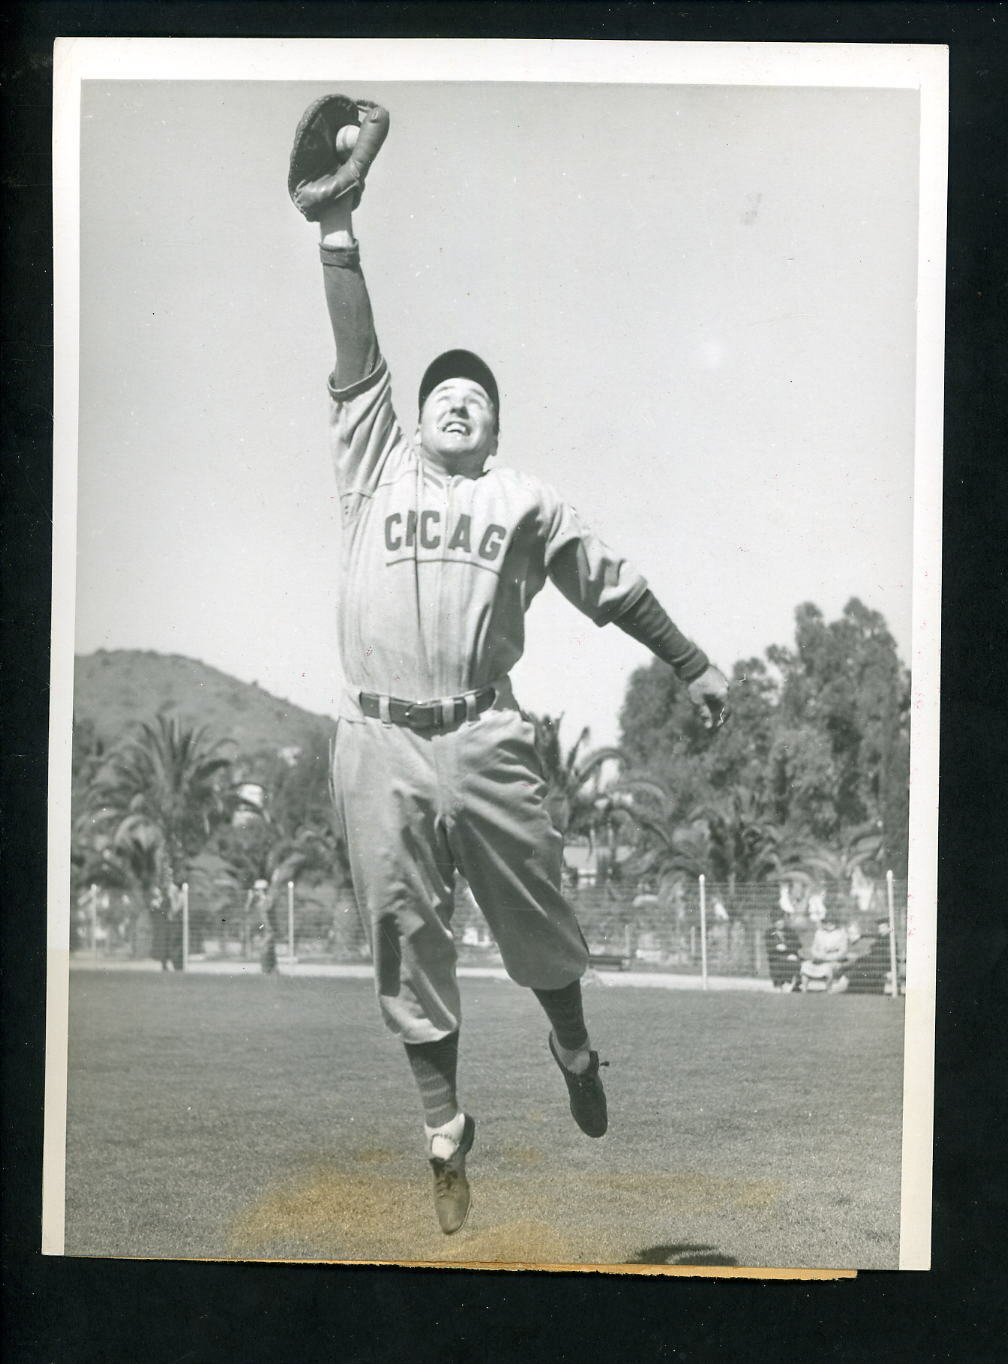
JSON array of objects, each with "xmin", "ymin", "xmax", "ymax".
[{"xmin": 2, "ymin": 5, "xmax": 1005, "ymax": 1360}]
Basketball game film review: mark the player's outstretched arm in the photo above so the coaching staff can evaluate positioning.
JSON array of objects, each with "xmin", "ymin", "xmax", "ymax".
[
  {"xmin": 615, "ymin": 589, "xmax": 730, "ymax": 729},
  {"xmin": 317, "ymin": 199, "xmax": 381, "ymax": 392},
  {"xmin": 543, "ymin": 501, "xmax": 730, "ymax": 731},
  {"xmin": 289, "ymin": 96, "xmax": 390, "ymax": 390}
]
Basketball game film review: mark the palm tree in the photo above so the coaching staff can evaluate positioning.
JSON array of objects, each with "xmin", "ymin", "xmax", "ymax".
[
  {"xmin": 214, "ymin": 819, "xmax": 342, "ymax": 901},
  {"xmin": 528, "ymin": 714, "xmax": 615, "ymax": 836},
  {"xmin": 207, "ymin": 749, "xmax": 353, "ymax": 954},
  {"xmin": 527, "ymin": 711, "xmax": 651, "ymax": 885},
  {"xmin": 621, "ymin": 781, "xmax": 803, "ymax": 897},
  {"xmin": 628, "ymin": 816, "xmax": 713, "ymax": 884},
  {"xmin": 690, "ymin": 787, "xmax": 787, "ymax": 888},
  {"xmin": 528, "ymin": 713, "xmax": 627, "ymax": 838},
  {"xmin": 786, "ymin": 822, "xmax": 886, "ymax": 898},
  {"xmin": 86, "ymin": 714, "xmax": 234, "ymax": 898}
]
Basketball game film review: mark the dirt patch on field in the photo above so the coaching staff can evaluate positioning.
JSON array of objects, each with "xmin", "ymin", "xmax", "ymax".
[{"xmin": 225, "ymin": 1159, "xmax": 782, "ymax": 1267}]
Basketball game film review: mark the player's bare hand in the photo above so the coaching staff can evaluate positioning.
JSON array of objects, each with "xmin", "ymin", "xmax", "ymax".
[{"xmin": 687, "ymin": 665, "xmax": 730, "ymax": 730}]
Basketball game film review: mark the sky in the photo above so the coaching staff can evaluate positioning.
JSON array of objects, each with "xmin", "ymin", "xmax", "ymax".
[{"xmin": 74, "ymin": 76, "xmax": 921, "ymax": 745}]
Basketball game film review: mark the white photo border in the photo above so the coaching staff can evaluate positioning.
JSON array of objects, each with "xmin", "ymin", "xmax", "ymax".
[{"xmin": 47, "ymin": 37, "xmax": 947, "ymax": 1271}]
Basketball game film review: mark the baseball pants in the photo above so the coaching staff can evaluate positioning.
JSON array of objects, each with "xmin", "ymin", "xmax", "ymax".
[{"xmin": 331, "ymin": 701, "xmax": 590, "ymax": 1044}]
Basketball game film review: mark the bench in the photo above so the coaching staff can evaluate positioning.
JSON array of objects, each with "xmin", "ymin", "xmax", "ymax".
[{"xmin": 589, "ymin": 952, "xmax": 631, "ymax": 972}]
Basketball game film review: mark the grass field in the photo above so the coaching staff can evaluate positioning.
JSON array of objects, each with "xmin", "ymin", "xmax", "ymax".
[{"xmin": 64, "ymin": 971, "xmax": 904, "ymax": 1270}]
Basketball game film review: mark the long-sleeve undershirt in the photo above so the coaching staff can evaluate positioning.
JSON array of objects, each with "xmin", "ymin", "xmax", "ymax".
[
  {"xmin": 321, "ymin": 240, "xmax": 380, "ymax": 390},
  {"xmin": 613, "ymin": 590, "xmax": 709, "ymax": 681}
]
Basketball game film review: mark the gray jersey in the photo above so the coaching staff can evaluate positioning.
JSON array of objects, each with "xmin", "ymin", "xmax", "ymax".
[{"xmin": 330, "ymin": 358, "xmax": 647, "ymax": 705}]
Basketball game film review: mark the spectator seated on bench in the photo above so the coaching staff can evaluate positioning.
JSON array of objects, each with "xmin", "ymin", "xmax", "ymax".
[
  {"xmin": 845, "ymin": 919, "xmax": 895, "ymax": 994},
  {"xmin": 800, "ymin": 915, "xmax": 851, "ymax": 993},
  {"xmin": 765, "ymin": 912, "xmax": 803, "ymax": 991}
]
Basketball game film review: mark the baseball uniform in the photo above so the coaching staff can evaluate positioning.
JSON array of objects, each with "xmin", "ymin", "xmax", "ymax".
[
  {"xmin": 289, "ymin": 95, "xmax": 732, "ymax": 1235},
  {"xmin": 323, "ymin": 243, "xmax": 647, "ymax": 1043}
]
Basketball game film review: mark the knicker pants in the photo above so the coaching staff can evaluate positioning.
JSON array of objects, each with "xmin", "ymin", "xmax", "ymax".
[{"xmin": 331, "ymin": 704, "xmax": 589, "ymax": 1043}]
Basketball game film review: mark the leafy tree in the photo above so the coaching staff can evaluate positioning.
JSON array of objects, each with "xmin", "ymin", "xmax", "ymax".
[
  {"xmin": 618, "ymin": 656, "xmax": 779, "ymax": 827},
  {"xmin": 769, "ymin": 598, "xmax": 909, "ymax": 840},
  {"xmin": 878, "ymin": 722, "xmax": 910, "ymax": 876},
  {"xmin": 617, "ymin": 597, "xmax": 911, "ymax": 882},
  {"xmin": 700, "ymin": 658, "xmax": 779, "ymax": 797},
  {"xmin": 767, "ymin": 725, "xmax": 839, "ymax": 839},
  {"xmin": 617, "ymin": 664, "xmax": 703, "ymax": 782}
]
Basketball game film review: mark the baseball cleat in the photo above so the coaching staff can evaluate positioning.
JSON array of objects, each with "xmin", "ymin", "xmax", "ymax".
[
  {"xmin": 428, "ymin": 1113, "xmax": 476, "ymax": 1234},
  {"xmin": 549, "ymin": 1033, "xmax": 609, "ymax": 1138}
]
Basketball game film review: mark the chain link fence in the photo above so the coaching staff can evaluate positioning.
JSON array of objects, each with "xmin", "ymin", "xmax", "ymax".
[
  {"xmin": 73, "ymin": 873, "xmax": 906, "ymax": 993},
  {"xmin": 565, "ymin": 877, "xmax": 908, "ymax": 991},
  {"xmin": 71, "ymin": 880, "xmax": 369, "ymax": 968}
]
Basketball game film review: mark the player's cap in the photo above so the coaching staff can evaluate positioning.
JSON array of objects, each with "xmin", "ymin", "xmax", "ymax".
[{"xmin": 418, "ymin": 349, "xmax": 500, "ymax": 430}]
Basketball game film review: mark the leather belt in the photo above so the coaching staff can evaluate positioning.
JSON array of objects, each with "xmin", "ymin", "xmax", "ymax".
[{"xmin": 358, "ymin": 685, "xmax": 497, "ymax": 731}]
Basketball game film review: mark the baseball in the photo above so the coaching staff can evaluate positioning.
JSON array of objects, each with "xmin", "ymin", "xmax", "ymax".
[{"xmin": 335, "ymin": 124, "xmax": 359, "ymax": 157}]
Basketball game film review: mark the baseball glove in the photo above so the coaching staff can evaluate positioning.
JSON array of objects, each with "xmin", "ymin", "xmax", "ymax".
[{"xmin": 288, "ymin": 94, "xmax": 390, "ymax": 219}]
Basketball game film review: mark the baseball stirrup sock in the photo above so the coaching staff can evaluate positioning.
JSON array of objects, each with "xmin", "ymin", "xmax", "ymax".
[
  {"xmin": 532, "ymin": 983, "xmax": 589, "ymax": 1052},
  {"xmin": 403, "ymin": 1032, "xmax": 460, "ymax": 1129}
]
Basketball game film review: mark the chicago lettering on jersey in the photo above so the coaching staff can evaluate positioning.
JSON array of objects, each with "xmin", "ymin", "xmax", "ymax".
[{"xmin": 384, "ymin": 510, "xmax": 507, "ymax": 562}]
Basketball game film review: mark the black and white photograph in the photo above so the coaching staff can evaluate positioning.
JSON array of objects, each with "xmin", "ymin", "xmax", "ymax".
[{"xmin": 45, "ymin": 38, "xmax": 945, "ymax": 1273}]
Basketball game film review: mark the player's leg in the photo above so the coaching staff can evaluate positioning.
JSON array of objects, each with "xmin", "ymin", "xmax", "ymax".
[
  {"xmin": 333, "ymin": 720, "xmax": 461, "ymax": 1037},
  {"xmin": 402, "ymin": 1031, "xmax": 475, "ymax": 1234},
  {"xmin": 447, "ymin": 708, "xmax": 608, "ymax": 1137},
  {"xmin": 331, "ymin": 719, "xmax": 475, "ymax": 1230}
]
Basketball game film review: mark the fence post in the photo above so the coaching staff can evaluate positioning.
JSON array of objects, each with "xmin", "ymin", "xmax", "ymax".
[
  {"xmin": 886, "ymin": 869, "xmax": 899, "ymax": 999},
  {"xmin": 181, "ymin": 882, "xmax": 190, "ymax": 973},
  {"xmin": 91, "ymin": 883, "xmax": 99, "ymax": 959},
  {"xmin": 699, "ymin": 874, "xmax": 709, "ymax": 991},
  {"xmin": 287, "ymin": 881, "xmax": 295, "ymax": 963}
]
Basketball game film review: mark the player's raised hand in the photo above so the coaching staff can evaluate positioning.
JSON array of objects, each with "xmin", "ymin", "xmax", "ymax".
[
  {"xmin": 687, "ymin": 664, "xmax": 731, "ymax": 730},
  {"xmin": 288, "ymin": 94, "xmax": 390, "ymax": 220}
]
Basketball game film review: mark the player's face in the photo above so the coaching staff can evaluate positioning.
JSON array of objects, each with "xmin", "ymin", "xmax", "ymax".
[{"xmin": 418, "ymin": 379, "xmax": 498, "ymax": 471}]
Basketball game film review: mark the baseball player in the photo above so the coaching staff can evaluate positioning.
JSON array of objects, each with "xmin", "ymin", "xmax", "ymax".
[{"xmin": 288, "ymin": 96, "xmax": 730, "ymax": 1234}]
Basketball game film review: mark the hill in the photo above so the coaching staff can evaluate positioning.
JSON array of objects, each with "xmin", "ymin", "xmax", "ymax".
[{"xmin": 73, "ymin": 650, "xmax": 335, "ymax": 757}]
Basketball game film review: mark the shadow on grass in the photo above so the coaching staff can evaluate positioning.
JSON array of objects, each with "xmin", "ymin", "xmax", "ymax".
[{"xmin": 628, "ymin": 1242, "xmax": 739, "ymax": 1267}]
